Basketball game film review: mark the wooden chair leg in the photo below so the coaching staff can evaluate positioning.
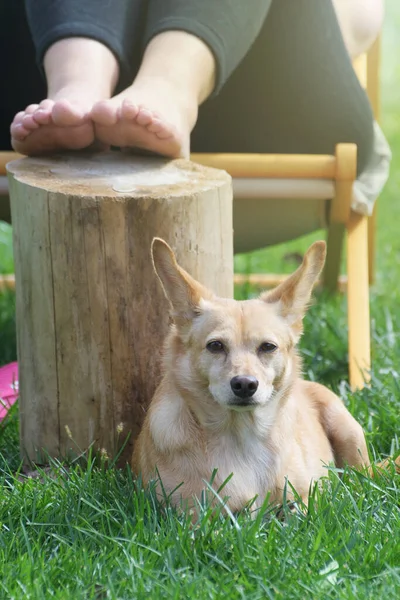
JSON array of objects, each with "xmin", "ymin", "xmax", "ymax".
[
  {"xmin": 347, "ymin": 211, "xmax": 371, "ymax": 390},
  {"xmin": 323, "ymin": 144, "xmax": 357, "ymax": 293},
  {"xmin": 368, "ymin": 204, "xmax": 378, "ymax": 284},
  {"xmin": 323, "ymin": 222, "xmax": 345, "ymax": 292}
]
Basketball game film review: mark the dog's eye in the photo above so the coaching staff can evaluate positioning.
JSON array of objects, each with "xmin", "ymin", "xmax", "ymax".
[
  {"xmin": 206, "ymin": 340, "xmax": 225, "ymax": 353},
  {"xmin": 258, "ymin": 342, "xmax": 277, "ymax": 353}
]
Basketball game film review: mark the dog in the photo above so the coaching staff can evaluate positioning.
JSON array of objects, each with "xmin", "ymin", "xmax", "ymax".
[{"xmin": 132, "ymin": 238, "xmax": 370, "ymax": 514}]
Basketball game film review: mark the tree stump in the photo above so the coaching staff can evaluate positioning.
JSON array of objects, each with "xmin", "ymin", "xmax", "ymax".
[{"xmin": 7, "ymin": 152, "xmax": 233, "ymax": 465}]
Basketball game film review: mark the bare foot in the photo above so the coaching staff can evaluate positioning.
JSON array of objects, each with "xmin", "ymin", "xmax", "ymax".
[
  {"xmin": 91, "ymin": 77, "xmax": 197, "ymax": 159},
  {"xmin": 10, "ymin": 38, "xmax": 120, "ymax": 156},
  {"xmin": 10, "ymin": 89, "xmax": 101, "ymax": 156}
]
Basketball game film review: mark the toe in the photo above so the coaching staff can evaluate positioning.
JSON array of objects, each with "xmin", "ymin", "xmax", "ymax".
[
  {"xmin": 147, "ymin": 118, "xmax": 167, "ymax": 135},
  {"xmin": 91, "ymin": 100, "xmax": 119, "ymax": 126},
  {"xmin": 135, "ymin": 108, "xmax": 153, "ymax": 127},
  {"xmin": 33, "ymin": 110, "xmax": 53, "ymax": 125},
  {"xmin": 150, "ymin": 119, "xmax": 174, "ymax": 139},
  {"xmin": 39, "ymin": 99, "xmax": 54, "ymax": 111},
  {"xmin": 11, "ymin": 123, "xmax": 30, "ymax": 140},
  {"xmin": 12, "ymin": 111, "xmax": 26, "ymax": 126},
  {"xmin": 52, "ymin": 99, "xmax": 88, "ymax": 126},
  {"xmin": 22, "ymin": 114, "xmax": 40, "ymax": 130},
  {"xmin": 33, "ymin": 99, "xmax": 55, "ymax": 125},
  {"xmin": 120, "ymin": 99, "xmax": 140, "ymax": 121},
  {"xmin": 24, "ymin": 104, "xmax": 40, "ymax": 115}
]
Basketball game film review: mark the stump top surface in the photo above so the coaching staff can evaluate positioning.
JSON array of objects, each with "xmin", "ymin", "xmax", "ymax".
[{"xmin": 7, "ymin": 152, "xmax": 231, "ymax": 198}]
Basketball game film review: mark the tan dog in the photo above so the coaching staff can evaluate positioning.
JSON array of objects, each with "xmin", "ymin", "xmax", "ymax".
[{"xmin": 132, "ymin": 238, "xmax": 370, "ymax": 513}]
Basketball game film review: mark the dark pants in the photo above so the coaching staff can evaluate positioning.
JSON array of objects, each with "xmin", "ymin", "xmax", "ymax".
[{"xmin": 1, "ymin": 0, "xmax": 374, "ymax": 175}]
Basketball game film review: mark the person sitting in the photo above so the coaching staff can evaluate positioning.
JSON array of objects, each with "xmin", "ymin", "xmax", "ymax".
[{"xmin": 3, "ymin": 0, "xmax": 383, "ymax": 179}]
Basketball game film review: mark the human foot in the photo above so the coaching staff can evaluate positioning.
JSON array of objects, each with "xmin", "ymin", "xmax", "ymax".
[
  {"xmin": 11, "ymin": 92, "xmax": 99, "ymax": 156},
  {"xmin": 91, "ymin": 31, "xmax": 216, "ymax": 159},
  {"xmin": 91, "ymin": 77, "xmax": 197, "ymax": 159},
  {"xmin": 10, "ymin": 38, "xmax": 120, "ymax": 156}
]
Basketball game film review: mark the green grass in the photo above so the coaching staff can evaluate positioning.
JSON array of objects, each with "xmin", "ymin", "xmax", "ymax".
[
  {"xmin": 0, "ymin": 456, "xmax": 399, "ymax": 599},
  {"xmin": 1, "ymin": 3, "xmax": 400, "ymax": 597}
]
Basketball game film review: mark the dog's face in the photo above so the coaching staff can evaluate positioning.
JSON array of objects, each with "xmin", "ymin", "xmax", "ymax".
[
  {"xmin": 152, "ymin": 239, "xmax": 326, "ymax": 412},
  {"xmin": 186, "ymin": 297, "xmax": 296, "ymax": 410}
]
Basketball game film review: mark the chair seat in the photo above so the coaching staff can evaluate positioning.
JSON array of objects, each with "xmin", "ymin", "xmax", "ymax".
[{"xmin": 233, "ymin": 178, "xmax": 333, "ymax": 252}]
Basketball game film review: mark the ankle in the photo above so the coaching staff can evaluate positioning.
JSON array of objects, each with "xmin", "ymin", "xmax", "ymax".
[
  {"xmin": 139, "ymin": 31, "xmax": 216, "ymax": 105},
  {"xmin": 44, "ymin": 38, "xmax": 120, "ymax": 99}
]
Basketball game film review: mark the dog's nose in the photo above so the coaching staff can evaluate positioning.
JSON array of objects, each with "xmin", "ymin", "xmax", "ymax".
[{"xmin": 230, "ymin": 375, "xmax": 259, "ymax": 399}]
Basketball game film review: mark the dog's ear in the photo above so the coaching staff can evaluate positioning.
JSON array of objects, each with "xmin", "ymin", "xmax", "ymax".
[
  {"xmin": 261, "ymin": 241, "xmax": 326, "ymax": 337},
  {"xmin": 151, "ymin": 238, "xmax": 213, "ymax": 323}
]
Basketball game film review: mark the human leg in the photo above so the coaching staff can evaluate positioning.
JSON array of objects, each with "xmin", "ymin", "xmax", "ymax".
[
  {"xmin": 10, "ymin": 0, "xmax": 143, "ymax": 155},
  {"xmin": 91, "ymin": 0, "xmax": 273, "ymax": 157},
  {"xmin": 191, "ymin": 0, "xmax": 374, "ymax": 176},
  {"xmin": 91, "ymin": 30, "xmax": 216, "ymax": 158},
  {"xmin": 333, "ymin": 0, "xmax": 384, "ymax": 59}
]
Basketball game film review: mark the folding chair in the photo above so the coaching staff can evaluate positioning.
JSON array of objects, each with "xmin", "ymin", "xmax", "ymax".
[{"xmin": 191, "ymin": 37, "xmax": 382, "ymax": 390}]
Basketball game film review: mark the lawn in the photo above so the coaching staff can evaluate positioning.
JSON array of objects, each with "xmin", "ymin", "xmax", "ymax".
[{"xmin": 1, "ymin": 4, "xmax": 400, "ymax": 599}]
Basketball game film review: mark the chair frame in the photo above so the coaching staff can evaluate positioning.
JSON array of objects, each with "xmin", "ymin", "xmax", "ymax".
[{"xmin": 191, "ymin": 37, "xmax": 382, "ymax": 390}]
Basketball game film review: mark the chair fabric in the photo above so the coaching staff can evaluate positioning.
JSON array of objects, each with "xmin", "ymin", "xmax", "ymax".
[{"xmin": 352, "ymin": 121, "xmax": 391, "ymax": 216}]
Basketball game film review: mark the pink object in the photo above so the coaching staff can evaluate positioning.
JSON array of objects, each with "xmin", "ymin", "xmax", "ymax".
[{"xmin": 0, "ymin": 362, "xmax": 19, "ymax": 421}]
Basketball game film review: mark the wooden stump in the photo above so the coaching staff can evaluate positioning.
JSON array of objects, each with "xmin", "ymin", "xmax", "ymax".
[{"xmin": 7, "ymin": 152, "xmax": 233, "ymax": 465}]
